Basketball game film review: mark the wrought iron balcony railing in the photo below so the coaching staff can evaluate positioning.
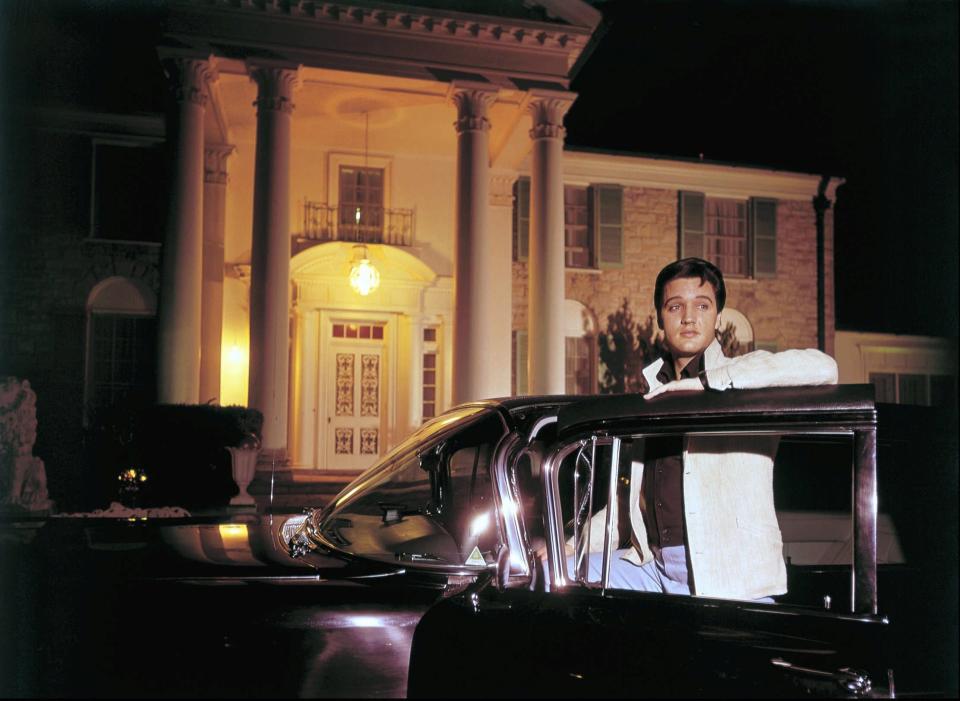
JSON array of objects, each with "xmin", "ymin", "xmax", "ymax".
[{"xmin": 301, "ymin": 201, "xmax": 414, "ymax": 247}]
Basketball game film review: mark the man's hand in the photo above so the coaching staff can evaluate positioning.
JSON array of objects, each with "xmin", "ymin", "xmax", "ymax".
[{"xmin": 643, "ymin": 377, "xmax": 704, "ymax": 399}]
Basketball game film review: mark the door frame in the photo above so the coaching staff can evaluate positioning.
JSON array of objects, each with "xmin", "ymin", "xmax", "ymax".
[{"xmin": 316, "ymin": 309, "xmax": 398, "ymax": 472}]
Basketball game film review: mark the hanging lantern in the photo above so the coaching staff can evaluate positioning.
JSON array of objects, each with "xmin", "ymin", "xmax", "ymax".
[{"xmin": 349, "ymin": 244, "xmax": 380, "ymax": 296}]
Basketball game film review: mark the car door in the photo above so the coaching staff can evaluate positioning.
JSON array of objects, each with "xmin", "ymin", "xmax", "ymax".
[{"xmin": 409, "ymin": 386, "xmax": 895, "ymax": 698}]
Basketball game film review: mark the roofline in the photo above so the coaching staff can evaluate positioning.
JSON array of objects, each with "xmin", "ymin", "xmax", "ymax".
[{"xmin": 561, "ymin": 145, "xmax": 845, "ymax": 201}]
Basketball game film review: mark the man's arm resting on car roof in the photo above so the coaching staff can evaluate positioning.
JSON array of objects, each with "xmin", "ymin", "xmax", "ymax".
[{"xmin": 645, "ymin": 349, "xmax": 838, "ymax": 399}]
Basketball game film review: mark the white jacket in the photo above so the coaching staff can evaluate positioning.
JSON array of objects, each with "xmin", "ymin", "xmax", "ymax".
[{"xmin": 587, "ymin": 340, "xmax": 838, "ymax": 600}]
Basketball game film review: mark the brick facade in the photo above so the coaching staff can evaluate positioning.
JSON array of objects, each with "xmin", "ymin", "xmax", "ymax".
[
  {"xmin": 0, "ymin": 129, "xmax": 160, "ymax": 510},
  {"xmin": 512, "ymin": 184, "xmax": 836, "ymax": 390}
]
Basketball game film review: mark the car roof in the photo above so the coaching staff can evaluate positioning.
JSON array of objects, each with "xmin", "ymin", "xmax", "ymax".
[{"xmin": 556, "ymin": 384, "xmax": 877, "ymax": 439}]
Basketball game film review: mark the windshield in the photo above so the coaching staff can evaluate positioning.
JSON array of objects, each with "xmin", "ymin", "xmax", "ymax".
[
  {"xmin": 327, "ymin": 405, "xmax": 488, "ymax": 513},
  {"xmin": 317, "ymin": 408, "xmax": 509, "ymax": 569}
]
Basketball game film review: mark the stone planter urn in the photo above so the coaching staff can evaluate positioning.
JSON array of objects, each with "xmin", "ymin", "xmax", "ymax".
[{"xmin": 227, "ymin": 436, "xmax": 260, "ymax": 507}]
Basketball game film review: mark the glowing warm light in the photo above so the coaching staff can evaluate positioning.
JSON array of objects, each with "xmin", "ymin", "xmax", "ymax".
[
  {"xmin": 349, "ymin": 256, "xmax": 381, "ymax": 296},
  {"xmin": 354, "ymin": 206, "xmax": 362, "ymax": 225},
  {"xmin": 218, "ymin": 523, "xmax": 249, "ymax": 548},
  {"xmin": 220, "ymin": 339, "xmax": 249, "ymax": 406},
  {"xmin": 227, "ymin": 344, "xmax": 245, "ymax": 365},
  {"xmin": 469, "ymin": 511, "xmax": 490, "ymax": 538}
]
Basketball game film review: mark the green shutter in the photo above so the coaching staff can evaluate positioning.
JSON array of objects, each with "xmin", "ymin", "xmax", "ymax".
[
  {"xmin": 593, "ymin": 184, "xmax": 623, "ymax": 268},
  {"xmin": 513, "ymin": 330, "xmax": 528, "ymax": 395},
  {"xmin": 679, "ymin": 191, "xmax": 705, "ymax": 259},
  {"xmin": 751, "ymin": 197, "xmax": 777, "ymax": 277},
  {"xmin": 513, "ymin": 178, "xmax": 530, "ymax": 261}
]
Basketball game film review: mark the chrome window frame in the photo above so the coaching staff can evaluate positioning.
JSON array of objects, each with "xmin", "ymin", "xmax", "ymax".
[{"xmin": 541, "ymin": 423, "xmax": 879, "ymax": 615}]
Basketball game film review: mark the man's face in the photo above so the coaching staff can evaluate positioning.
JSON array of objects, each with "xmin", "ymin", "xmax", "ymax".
[{"xmin": 659, "ymin": 276, "xmax": 720, "ymax": 360}]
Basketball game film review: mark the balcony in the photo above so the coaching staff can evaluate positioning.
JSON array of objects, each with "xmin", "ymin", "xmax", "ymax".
[{"xmin": 297, "ymin": 201, "xmax": 414, "ymax": 253}]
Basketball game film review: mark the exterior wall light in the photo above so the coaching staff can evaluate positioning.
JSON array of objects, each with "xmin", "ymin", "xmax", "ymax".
[{"xmin": 349, "ymin": 244, "xmax": 380, "ymax": 296}]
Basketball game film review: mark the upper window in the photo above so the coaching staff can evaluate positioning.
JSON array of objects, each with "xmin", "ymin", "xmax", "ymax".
[
  {"xmin": 338, "ymin": 166, "xmax": 384, "ymax": 242},
  {"xmin": 706, "ymin": 198, "xmax": 748, "ymax": 276},
  {"xmin": 514, "ymin": 179, "xmax": 623, "ymax": 269},
  {"xmin": 564, "ymin": 185, "xmax": 592, "ymax": 268},
  {"xmin": 91, "ymin": 141, "xmax": 166, "ymax": 243},
  {"xmin": 680, "ymin": 191, "xmax": 777, "ymax": 278}
]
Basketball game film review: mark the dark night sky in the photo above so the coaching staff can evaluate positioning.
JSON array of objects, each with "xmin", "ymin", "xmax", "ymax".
[{"xmin": 565, "ymin": 0, "xmax": 959, "ymax": 339}]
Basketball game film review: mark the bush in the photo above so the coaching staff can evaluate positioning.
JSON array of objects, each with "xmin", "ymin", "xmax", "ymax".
[{"xmin": 85, "ymin": 403, "xmax": 263, "ymax": 510}]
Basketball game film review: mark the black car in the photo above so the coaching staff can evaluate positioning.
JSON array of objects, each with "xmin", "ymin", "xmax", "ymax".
[{"xmin": 2, "ymin": 386, "xmax": 956, "ymax": 697}]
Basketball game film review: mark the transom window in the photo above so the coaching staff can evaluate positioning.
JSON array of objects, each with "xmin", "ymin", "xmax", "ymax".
[{"xmin": 332, "ymin": 322, "xmax": 384, "ymax": 340}]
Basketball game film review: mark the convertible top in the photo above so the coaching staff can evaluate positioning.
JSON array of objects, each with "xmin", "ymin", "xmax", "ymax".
[{"xmin": 557, "ymin": 384, "xmax": 877, "ymax": 438}]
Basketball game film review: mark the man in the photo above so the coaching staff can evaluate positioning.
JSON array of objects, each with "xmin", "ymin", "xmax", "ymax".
[{"xmin": 571, "ymin": 257, "xmax": 837, "ymax": 601}]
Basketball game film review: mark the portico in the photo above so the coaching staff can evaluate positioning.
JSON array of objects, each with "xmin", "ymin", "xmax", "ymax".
[{"xmin": 152, "ymin": 1, "xmax": 601, "ymax": 473}]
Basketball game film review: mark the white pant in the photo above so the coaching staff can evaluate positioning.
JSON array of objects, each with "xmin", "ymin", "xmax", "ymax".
[{"xmin": 565, "ymin": 545, "xmax": 774, "ymax": 602}]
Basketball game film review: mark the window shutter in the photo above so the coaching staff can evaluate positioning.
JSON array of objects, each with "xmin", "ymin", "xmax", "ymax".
[
  {"xmin": 593, "ymin": 184, "xmax": 624, "ymax": 268},
  {"xmin": 513, "ymin": 330, "xmax": 528, "ymax": 395},
  {"xmin": 751, "ymin": 197, "xmax": 777, "ymax": 277},
  {"xmin": 679, "ymin": 191, "xmax": 705, "ymax": 259},
  {"xmin": 513, "ymin": 178, "xmax": 530, "ymax": 261}
]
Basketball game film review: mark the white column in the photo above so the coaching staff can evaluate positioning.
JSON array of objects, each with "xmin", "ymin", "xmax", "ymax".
[
  {"xmin": 292, "ymin": 307, "xmax": 319, "ymax": 468},
  {"xmin": 527, "ymin": 91, "xmax": 574, "ymax": 396},
  {"xmin": 450, "ymin": 84, "xmax": 499, "ymax": 405},
  {"xmin": 157, "ymin": 57, "xmax": 215, "ymax": 404},
  {"xmin": 199, "ymin": 144, "xmax": 233, "ymax": 405},
  {"xmin": 247, "ymin": 64, "xmax": 301, "ymax": 462}
]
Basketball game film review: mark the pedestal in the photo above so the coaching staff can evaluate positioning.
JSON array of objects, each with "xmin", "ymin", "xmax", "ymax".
[{"xmin": 227, "ymin": 446, "xmax": 259, "ymax": 506}]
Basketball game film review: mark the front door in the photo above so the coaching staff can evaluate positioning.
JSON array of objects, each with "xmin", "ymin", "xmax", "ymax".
[{"xmin": 325, "ymin": 321, "xmax": 385, "ymax": 471}]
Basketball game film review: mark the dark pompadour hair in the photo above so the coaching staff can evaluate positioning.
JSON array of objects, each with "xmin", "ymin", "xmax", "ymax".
[{"xmin": 654, "ymin": 257, "xmax": 726, "ymax": 328}]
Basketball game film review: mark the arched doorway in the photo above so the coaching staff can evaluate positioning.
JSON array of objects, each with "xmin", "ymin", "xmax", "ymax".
[{"xmin": 289, "ymin": 242, "xmax": 451, "ymax": 471}]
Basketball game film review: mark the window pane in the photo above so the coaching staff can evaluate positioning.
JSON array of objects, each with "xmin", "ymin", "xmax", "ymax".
[
  {"xmin": 564, "ymin": 185, "xmax": 591, "ymax": 268},
  {"xmin": 898, "ymin": 374, "xmax": 928, "ymax": 405},
  {"xmin": 705, "ymin": 197, "xmax": 747, "ymax": 276},
  {"xmin": 338, "ymin": 166, "xmax": 384, "ymax": 242},
  {"xmin": 869, "ymin": 373, "xmax": 897, "ymax": 403},
  {"xmin": 320, "ymin": 412, "xmax": 505, "ymax": 566},
  {"xmin": 930, "ymin": 375, "xmax": 956, "ymax": 408}
]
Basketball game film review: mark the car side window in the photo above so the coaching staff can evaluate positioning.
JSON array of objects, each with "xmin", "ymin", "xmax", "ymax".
[
  {"xmin": 319, "ymin": 410, "xmax": 506, "ymax": 568},
  {"xmin": 552, "ymin": 430, "xmax": 885, "ymax": 611}
]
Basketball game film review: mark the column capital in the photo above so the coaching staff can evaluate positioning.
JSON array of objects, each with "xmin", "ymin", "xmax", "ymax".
[
  {"xmin": 163, "ymin": 56, "xmax": 218, "ymax": 107},
  {"xmin": 248, "ymin": 63, "xmax": 303, "ymax": 115},
  {"xmin": 204, "ymin": 144, "xmax": 235, "ymax": 185},
  {"xmin": 527, "ymin": 89, "xmax": 576, "ymax": 140},
  {"xmin": 449, "ymin": 83, "xmax": 499, "ymax": 134}
]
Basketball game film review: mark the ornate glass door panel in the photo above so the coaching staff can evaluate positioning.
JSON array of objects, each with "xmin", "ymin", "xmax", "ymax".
[{"xmin": 325, "ymin": 322, "xmax": 384, "ymax": 471}]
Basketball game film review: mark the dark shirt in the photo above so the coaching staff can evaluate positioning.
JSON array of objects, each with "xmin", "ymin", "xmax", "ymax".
[{"xmin": 640, "ymin": 352, "xmax": 706, "ymax": 550}]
